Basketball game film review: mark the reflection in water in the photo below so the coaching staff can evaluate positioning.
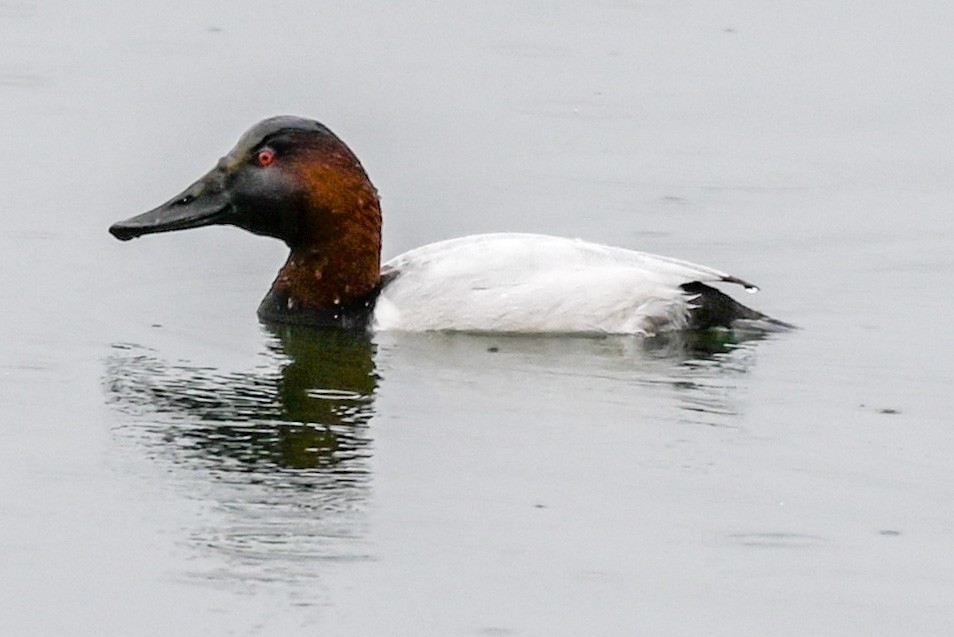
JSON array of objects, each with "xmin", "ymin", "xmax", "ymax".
[
  {"xmin": 103, "ymin": 324, "xmax": 770, "ymax": 594},
  {"xmin": 106, "ymin": 325, "xmax": 377, "ymax": 475},
  {"xmin": 104, "ymin": 326, "xmax": 379, "ymax": 588},
  {"xmin": 646, "ymin": 330, "xmax": 767, "ymax": 426},
  {"xmin": 374, "ymin": 328, "xmax": 770, "ymax": 432}
]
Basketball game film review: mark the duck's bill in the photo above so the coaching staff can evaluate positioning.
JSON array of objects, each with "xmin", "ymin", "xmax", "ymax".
[{"xmin": 109, "ymin": 185, "xmax": 231, "ymax": 241}]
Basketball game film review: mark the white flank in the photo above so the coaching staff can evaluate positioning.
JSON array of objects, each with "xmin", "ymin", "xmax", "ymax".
[{"xmin": 372, "ymin": 233, "xmax": 752, "ymax": 335}]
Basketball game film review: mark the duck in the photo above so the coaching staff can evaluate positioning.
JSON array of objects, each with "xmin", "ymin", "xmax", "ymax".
[{"xmin": 109, "ymin": 116, "xmax": 791, "ymax": 335}]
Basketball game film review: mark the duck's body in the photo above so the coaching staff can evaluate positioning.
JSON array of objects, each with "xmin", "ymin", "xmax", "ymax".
[
  {"xmin": 373, "ymin": 233, "xmax": 769, "ymax": 334},
  {"xmin": 110, "ymin": 116, "xmax": 790, "ymax": 335}
]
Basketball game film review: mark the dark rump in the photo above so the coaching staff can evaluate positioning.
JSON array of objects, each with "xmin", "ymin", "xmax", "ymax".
[{"xmin": 681, "ymin": 282, "xmax": 794, "ymax": 331}]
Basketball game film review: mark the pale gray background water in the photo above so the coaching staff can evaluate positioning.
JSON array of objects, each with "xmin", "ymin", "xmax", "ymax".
[{"xmin": 2, "ymin": 2, "xmax": 953, "ymax": 635}]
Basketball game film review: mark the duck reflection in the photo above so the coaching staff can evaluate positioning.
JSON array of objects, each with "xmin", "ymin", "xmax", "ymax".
[
  {"xmin": 103, "ymin": 322, "xmax": 774, "ymax": 591},
  {"xmin": 105, "ymin": 325, "xmax": 378, "ymax": 477},
  {"xmin": 642, "ymin": 326, "xmax": 770, "ymax": 360},
  {"xmin": 105, "ymin": 326, "xmax": 380, "ymax": 586},
  {"xmin": 644, "ymin": 330, "xmax": 767, "ymax": 426}
]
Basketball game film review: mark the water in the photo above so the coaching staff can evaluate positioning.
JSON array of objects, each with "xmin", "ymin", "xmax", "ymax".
[{"xmin": 2, "ymin": 1, "xmax": 954, "ymax": 635}]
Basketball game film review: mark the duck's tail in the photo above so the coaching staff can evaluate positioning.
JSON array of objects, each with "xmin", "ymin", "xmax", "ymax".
[{"xmin": 680, "ymin": 282, "xmax": 795, "ymax": 331}]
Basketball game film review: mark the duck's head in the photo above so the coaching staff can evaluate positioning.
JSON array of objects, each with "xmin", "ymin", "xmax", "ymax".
[
  {"xmin": 110, "ymin": 116, "xmax": 382, "ymax": 318},
  {"xmin": 110, "ymin": 116, "xmax": 380, "ymax": 250}
]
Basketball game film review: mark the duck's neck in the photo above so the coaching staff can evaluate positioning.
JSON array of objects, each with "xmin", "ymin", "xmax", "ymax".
[
  {"xmin": 273, "ymin": 235, "xmax": 381, "ymax": 312},
  {"xmin": 262, "ymin": 145, "xmax": 383, "ymax": 324}
]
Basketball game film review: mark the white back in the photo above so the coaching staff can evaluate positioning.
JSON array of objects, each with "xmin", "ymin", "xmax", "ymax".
[{"xmin": 374, "ymin": 233, "xmax": 752, "ymax": 334}]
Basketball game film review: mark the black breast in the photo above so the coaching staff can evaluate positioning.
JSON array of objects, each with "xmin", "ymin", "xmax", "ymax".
[{"xmin": 256, "ymin": 269, "xmax": 401, "ymax": 330}]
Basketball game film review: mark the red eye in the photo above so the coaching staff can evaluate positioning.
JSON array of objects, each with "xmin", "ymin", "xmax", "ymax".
[{"xmin": 256, "ymin": 148, "xmax": 275, "ymax": 166}]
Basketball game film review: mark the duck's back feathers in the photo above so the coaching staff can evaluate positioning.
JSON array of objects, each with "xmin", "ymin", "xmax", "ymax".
[{"xmin": 373, "ymin": 233, "xmax": 767, "ymax": 335}]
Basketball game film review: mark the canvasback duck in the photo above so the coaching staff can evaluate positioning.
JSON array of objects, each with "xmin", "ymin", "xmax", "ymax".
[{"xmin": 109, "ymin": 116, "xmax": 791, "ymax": 334}]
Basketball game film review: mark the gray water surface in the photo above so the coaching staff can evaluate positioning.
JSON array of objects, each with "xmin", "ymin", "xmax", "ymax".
[{"xmin": 2, "ymin": 2, "xmax": 954, "ymax": 635}]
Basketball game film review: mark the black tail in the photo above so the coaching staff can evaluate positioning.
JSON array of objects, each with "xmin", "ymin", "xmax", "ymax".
[{"xmin": 680, "ymin": 282, "xmax": 794, "ymax": 331}]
